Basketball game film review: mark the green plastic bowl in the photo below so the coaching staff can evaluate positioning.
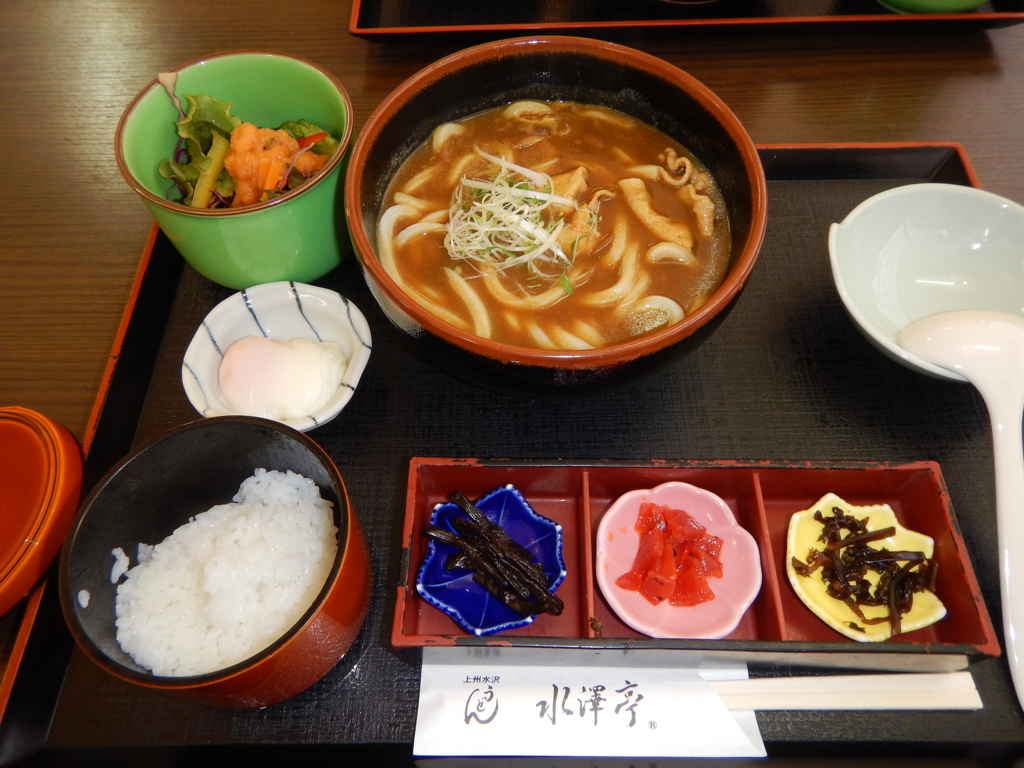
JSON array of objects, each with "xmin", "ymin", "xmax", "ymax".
[{"xmin": 116, "ymin": 51, "xmax": 352, "ymax": 290}]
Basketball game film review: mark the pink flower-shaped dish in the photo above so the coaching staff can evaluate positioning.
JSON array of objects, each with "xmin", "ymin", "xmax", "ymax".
[{"xmin": 595, "ymin": 481, "xmax": 762, "ymax": 639}]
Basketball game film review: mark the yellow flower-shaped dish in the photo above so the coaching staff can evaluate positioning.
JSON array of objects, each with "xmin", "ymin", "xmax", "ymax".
[{"xmin": 786, "ymin": 493, "xmax": 946, "ymax": 642}]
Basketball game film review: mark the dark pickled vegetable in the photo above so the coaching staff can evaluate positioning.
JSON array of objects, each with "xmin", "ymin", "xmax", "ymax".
[
  {"xmin": 791, "ymin": 505, "xmax": 938, "ymax": 637},
  {"xmin": 425, "ymin": 491, "xmax": 564, "ymax": 617}
]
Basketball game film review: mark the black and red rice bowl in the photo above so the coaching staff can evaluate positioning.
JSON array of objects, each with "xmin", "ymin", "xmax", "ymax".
[{"xmin": 59, "ymin": 417, "xmax": 372, "ymax": 710}]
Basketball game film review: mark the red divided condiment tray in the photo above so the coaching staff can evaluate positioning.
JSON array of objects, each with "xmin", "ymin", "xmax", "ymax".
[{"xmin": 393, "ymin": 458, "xmax": 999, "ymax": 671}]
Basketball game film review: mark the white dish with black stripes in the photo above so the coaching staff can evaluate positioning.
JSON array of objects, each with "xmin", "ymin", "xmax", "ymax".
[{"xmin": 181, "ymin": 281, "xmax": 372, "ymax": 432}]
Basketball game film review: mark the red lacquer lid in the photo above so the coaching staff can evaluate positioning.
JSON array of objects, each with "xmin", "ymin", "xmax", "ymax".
[{"xmin": 0, "ymin": 406, "xmax": 83, "ymax": 617}]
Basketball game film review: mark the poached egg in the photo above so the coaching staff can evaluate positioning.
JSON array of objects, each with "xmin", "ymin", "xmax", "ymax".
[{"xmin": 218, "ymin": 336, "xmax": 346, "ymax": 421}]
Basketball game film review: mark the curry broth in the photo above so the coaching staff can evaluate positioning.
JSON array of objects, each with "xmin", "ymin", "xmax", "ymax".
[{"xmin": 379, "ymin": 102, "xmax": 731, "ymax": 350}]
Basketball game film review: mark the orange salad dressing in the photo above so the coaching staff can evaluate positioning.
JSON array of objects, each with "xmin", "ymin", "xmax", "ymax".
[{"xmin": 224, "ymin": 123, "xmax": 329, "ymax": 207}]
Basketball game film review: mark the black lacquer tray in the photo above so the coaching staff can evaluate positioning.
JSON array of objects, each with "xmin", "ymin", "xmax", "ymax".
[
  {"xmin": 4, "ymin": 144, "xmax": 1023, "ymax": 767},
  {"xmin": 349, "ymin": 0, "xmax": 1024, "ymax": 36}
]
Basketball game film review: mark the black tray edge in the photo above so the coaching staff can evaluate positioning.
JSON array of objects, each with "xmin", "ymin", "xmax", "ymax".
[
  {"xmin": 349, "ymin": 0, "xmax": 1024, "ymax": 37},
  {"xmin": 0, "ymin": 143, "xmax": 985, "ymax": 766}
]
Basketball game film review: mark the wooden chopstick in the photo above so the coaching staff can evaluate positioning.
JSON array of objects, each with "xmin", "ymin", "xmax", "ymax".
[{"xmin": 709, "ymin": 672, "xmax": 982, "ymax": 711}]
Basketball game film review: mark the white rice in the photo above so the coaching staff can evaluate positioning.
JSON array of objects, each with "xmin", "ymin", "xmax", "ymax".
[
  {"xmin": 112, "ymin": 468, "xmax": 338, "ymax": 677},
  {"xmin": 110, "ymin": 547, "xmax": 129, "ymax": 583}
]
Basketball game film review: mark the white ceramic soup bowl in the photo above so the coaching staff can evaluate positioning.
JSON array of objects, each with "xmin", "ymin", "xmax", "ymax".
[{"xmin": 829, "ymin": 183, "xmax": 1024, "ymax": 382}]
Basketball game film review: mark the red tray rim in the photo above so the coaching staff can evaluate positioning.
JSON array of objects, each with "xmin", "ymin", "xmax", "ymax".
[
  {"xmin": 0, "ymin": 224, "xmax": 160, "ymax": 725},
  {"xmin": 350, "ymin": 0, "xmax": 1024, "ymax": 35},
  {"xmin": 0, "ymin": 141, "xmax": 988, "ymax": 725}
]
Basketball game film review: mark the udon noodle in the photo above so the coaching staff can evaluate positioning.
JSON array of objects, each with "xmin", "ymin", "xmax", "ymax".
[{"xmin": 377, "ymin": 101, "xmax": 731, "ymax": 351}]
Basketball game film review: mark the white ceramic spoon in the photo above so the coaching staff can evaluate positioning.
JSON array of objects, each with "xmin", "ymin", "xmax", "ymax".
[{"xmin": 898, "ymin": 310, "xmax": 1024, "ymax": 706}]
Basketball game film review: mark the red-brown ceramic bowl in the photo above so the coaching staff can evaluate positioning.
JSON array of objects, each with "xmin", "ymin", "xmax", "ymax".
[
  {"xmin": 58, "ymin": 416, "xmax": 371, "ymax": 709},
  {"xmin": 345, "ymin": 36, "xmax": 767, "ymax": 392}
]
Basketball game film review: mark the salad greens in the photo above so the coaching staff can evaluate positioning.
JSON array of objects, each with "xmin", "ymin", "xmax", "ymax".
[
  {"xmin": 159, "ymin": 94, "xmax": 240, "ymax": 207},
  {"xmin": 280, "ymin": 119, "xmax": 340, "ymax": 158},
  {"xmin": 158, "ymin": 94, "xmax": 336, "ymax": 208}
]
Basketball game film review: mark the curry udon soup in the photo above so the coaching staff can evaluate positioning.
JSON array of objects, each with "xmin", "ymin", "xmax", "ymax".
[{"xmin": 377, "ymin": 101, "xmax": 732, "ymax": 352}]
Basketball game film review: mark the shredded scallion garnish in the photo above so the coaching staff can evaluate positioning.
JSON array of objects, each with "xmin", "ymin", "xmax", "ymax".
[{"xmin": 444, "ymin": 148, "xmax": 577, "ymax": 283}]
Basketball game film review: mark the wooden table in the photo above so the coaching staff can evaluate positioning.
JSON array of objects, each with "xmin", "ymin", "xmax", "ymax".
[
  {"xmin": 3, "ymin": 1, "xmax": 1024, "ymax": 765},
  {"xmin": 4, "ymin": 3, "xmax": 1024, "ymax": 445}
]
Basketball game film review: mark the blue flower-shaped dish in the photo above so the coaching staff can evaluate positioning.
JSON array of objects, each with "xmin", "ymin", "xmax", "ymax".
[{"xmin": 416, "ymin": 485, "xmax": 567, "ymax": 636}]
